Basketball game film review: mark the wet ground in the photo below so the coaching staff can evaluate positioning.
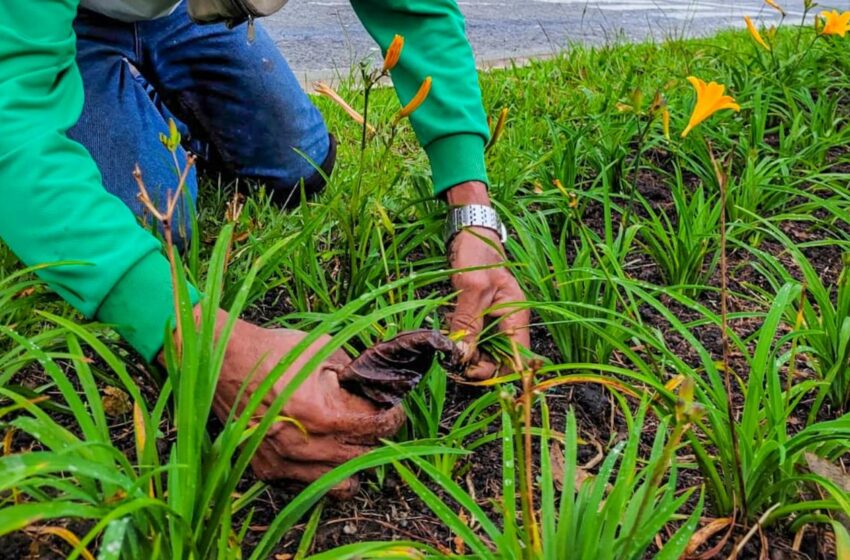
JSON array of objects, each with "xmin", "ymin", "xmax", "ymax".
[{"xmin": 263, "ymin": 0, "xmax": 849, "ymax": 80}]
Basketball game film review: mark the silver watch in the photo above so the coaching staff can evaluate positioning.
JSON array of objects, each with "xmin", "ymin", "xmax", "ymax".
[{"xmin": 444, "ymin": 204, "xmax": 507, "ymax": 246}]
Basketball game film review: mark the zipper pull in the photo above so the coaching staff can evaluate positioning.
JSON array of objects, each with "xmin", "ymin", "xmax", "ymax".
[{"xmin": 247, "ymin": 15, "xmax": 255, "ymax": 44}]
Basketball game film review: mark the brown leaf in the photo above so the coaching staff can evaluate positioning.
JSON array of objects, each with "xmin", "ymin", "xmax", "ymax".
[
  {"xmin": 102, "ymin": 386, "xmax": 132, "ymax": 417},
  {"xmin": 14, "ymin": 287, "xmax": 35, "ymax": 299},
  {"xmin": 575, "ymin": 467, "xmax": 591, "ymax": 491},
  {"xmin": 806, "ymin": 453, "xmax": 850, "ymax": 534},
  {"xmin": 549, "ymin": 441, "xmax": 590, "ymax": 492},
  {"xmin": 806, "ymin": 453, "xmax": 850, "ymax": 492},
  {"xmin": 684, "ymin": 516, "xmax": 733, "ymax": 558},
  {"xmin": 454, "ymin": 509, "xmax": 469, "ymax": 554},
  {"xmin": 550, "ymin": 441, "xmax": 565, "ymax": 491}
]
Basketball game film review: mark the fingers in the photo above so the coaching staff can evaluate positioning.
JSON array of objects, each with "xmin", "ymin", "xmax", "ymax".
[
  {"xmin": 452, "ymin": 275, "xmax": 530, "ymax": 379},
  {"xmin": 492, "ymin": 290, "xmax": 532, "ymax": 349},
  {"xmin": 466, "ymin": 355, "xmax": 498, "ymax": 380},
  {"xmin": 450, "ymin": 286, "xmax": 487, "ymax": 354},
  {"xmin": 329, "ymin": 401, "xmax": 407, "ymax": 442},
  {"xmin": 264, "ymin": 425, "xmax": 376, "ymax": 463}
]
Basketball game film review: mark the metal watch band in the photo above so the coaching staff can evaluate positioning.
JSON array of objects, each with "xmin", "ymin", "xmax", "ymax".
[{"xmin": 444, "ymin": 204, "xmax": 508, "ymax": 246}]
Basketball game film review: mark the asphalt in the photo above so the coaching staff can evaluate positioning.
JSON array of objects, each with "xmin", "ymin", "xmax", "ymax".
[{"xmin": 260, "ymin": 0, "xmax": 849, "ymax": 83}]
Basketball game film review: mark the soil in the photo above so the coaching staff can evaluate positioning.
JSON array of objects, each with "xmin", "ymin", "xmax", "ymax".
[
  {"xmin": 3, "ymin": 157, "xmax": 848, "ymax": 560},
  {"xmin": 242, "ymin": 162, "xmax": 845, "ymax": 559}
]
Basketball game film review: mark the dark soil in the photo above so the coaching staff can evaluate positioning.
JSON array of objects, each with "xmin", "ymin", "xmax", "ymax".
[
  {"xmin": 241, "ymin": 167, "xmax": 845, "ymax": 559},
  {"xmin": 2, "ymin": 164, "xmax": 847, "ymax": 560}
]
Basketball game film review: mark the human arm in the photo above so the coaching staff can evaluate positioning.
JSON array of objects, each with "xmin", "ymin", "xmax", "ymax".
[
  {"xmin": 0, "ymin": 0, "xmax": 195, "ymax": 360},
  {"xmin": 349, "ymin": 0, "xmax": 530, "ymax": 376}
]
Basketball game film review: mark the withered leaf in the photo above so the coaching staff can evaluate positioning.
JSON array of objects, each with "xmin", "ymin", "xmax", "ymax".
[
  {"xmin": 550, "ymin": 441, "xmax": 592, "ymax": 492},
  {"xmin": 806, "ymin": 452, "xmax": 850, "ymax": 492},
  {"xmin": 102, "ymin": 386, "xmax": 132, "ymax": 417}
]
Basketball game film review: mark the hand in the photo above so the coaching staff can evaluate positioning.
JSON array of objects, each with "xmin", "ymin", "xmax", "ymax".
[
  {"xmin": 172, "ymin": 309, "xmax": 406, "ymax": 499},
  {"xmin": 445, "ymin": 181, "xmax": 531, "ymax": 379}
]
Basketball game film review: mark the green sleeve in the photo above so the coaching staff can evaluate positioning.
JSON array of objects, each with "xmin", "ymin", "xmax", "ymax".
[
  {"xmin": 349, "ymin": 0, "xmax": 491, "ymax": 194},
  {"xmin": 0, "ymin": 0, "xmax": 197, "ymax": 361}
]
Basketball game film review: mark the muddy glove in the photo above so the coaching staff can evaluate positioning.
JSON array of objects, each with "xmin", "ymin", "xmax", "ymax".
[{"xmin": 337, "ymin": 330, "xmax": 460, "ymax": 406}]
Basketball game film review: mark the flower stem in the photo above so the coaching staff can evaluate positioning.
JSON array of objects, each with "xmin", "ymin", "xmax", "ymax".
[{"xmin": 710, "ymin": 142, "xmax": 748, "ymax": 520}]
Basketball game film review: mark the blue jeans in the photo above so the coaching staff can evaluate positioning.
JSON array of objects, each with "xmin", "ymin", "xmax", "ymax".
[{"xmin": 69, "ymin": 2, "xmax": 333, "ymax": 242}]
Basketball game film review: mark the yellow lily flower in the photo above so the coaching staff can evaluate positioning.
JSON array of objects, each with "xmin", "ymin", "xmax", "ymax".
[
  {"xmin": 681, "ymin": 77, "xmax": 740, "ymax": 138},
  {"xmin": 398, "ymin": 76, "xmax": 432, "ymax": 118},
  {"xmin": 382, "ymin": 34, "xmax": 404, "ymax": 73},
  {"xmin": 764, "ymin": 0, "xmax": 785, "ymax": 17},
  {"xmin": 819, "ymin": 10, "xmax": 850, "ymax": 37},
  {"xmin": 744, "ymin": 16, "xmax": 771, "ymax": 50},
  {"xmin": 662, "ymin": 107, "xmax": 671, "ymax": 140}
]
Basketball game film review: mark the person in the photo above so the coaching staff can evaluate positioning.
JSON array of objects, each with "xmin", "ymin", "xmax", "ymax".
[{"xmin": 0, "ymin": 0, "xmax": 530, "ymax": 495}]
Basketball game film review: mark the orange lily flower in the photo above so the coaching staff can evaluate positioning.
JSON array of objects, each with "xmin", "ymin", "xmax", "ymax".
[
  {"xmin": 681, "ymin": 77, "xmax": 740, "ymax": 138},
  {"xmin": 764, "ymin": 0, "xmax": 785, "ymax": 17},
  {"xmin": 819, "ymin": 10, "xmax": 850, "ymax": 37},
  {"xmin": 744, "ymin": 16, "xmax": 771, "ymax": 50},
  {"xmin": 382, "ymin": 34, "xmax": 404, "ymax": 73},
  {"xmin": 398, "ymin": 76, "xmax": 432, "ymax": 118}
]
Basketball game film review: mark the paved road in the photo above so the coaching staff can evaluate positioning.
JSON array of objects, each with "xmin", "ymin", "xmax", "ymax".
[{"xmin": 263, "ymin": 0, "xmax": 849, "ymax": 79}]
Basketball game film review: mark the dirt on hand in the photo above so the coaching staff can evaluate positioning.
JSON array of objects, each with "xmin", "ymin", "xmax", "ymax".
[{"xmin": 337, "ymin": 330, "xmax": 460, "ymax": 406}]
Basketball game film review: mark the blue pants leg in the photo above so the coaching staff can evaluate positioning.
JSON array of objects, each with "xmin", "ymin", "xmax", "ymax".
[
  {"xmin": 69, "ymin": 8, "xmax": 198, "ymax": 245},
  {"xmin": 69, "ymin": 3, "xmax": 333, "ymax": 242}
]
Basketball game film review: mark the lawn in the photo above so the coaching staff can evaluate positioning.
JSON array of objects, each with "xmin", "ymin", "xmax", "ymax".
[{"xmin": 3, "ymin": 9, "xmax": 850, "ymax": 559}]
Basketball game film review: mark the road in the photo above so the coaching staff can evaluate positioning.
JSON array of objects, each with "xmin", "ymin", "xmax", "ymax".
[{"xmin": 260, "ymin": 0, "xmax": 849, "ymax": 80}]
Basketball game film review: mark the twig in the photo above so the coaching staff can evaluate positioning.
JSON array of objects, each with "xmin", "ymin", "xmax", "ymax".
[
  {"xmin": 134, "ymin": 154, "xmax": 197, "ymax": 358},
  {"xmin": 727, "ymin": 504, "xmax": 780, "ymax": 560}
]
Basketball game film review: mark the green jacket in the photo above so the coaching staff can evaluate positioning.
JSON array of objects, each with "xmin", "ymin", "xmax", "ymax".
[{"xmin": 0, "ymin": 0, "xmax": 489, "ymax": 360}]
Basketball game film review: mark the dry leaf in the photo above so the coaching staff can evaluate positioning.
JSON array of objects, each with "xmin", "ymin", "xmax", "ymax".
[
  {"xmin": 14, "ymin": 287, "xmax": 35, "ymax": 299},
  {"xmin": 338, "ymin": 330, "xmax": 458, "ymax": 406},
  {"xmin": 575, "ymin": 466, "xmax": 591, "ymax": 490},
  {"xmin": 550, "ymin": 441, "xmax": 565, "ymax": 490},
  {"xmin": 684, "ymin": 516, "xmax": 733, "ymax": 558},
  {"xmin": 454, "ymin": 509, "xmax": 469, "ymax": 554},
  {"xmin": 30, "ymin": 527, "xmax": 95, "ymax": 560},
  {"xmin": 550, "ymin": 441, "xmax": 591, "ymax": 492},
  {"xmin": 102, "ymin": 386, "xmax": 132, "ymax": 417},
  {"xmin": 806, "ymin": 453, "xmax": 850, "ymax": 533},
  {"xmin": 806, "ymin": 453, "xmax": 850, "ymax": 492},
  {"xmin": 274, "ymin": 554, "xmax": 293, "ymax": 560}
]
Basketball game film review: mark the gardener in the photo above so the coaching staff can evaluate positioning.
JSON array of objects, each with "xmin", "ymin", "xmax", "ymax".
[{"xmin": 0, "ymin": 1, "xmax": 529, "ymax": 495}]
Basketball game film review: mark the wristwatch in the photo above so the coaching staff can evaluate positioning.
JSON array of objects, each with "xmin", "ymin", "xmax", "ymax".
[{"xmin": 444, "ymin": 204, "xmax": 508, "ymax": 247}]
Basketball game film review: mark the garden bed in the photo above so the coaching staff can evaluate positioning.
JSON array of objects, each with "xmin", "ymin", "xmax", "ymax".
[{"xmin": 3, "ymin": 16, "xmax": 850, "ymax": 560}]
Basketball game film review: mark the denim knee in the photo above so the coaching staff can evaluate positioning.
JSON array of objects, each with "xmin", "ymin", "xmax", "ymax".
[{"xmin": 256, "ymin": 132, "xmax": 338, "ymax": 208}]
